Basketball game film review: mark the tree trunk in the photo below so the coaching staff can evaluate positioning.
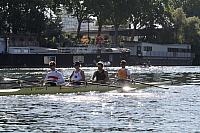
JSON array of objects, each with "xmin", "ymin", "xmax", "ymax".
[
  {"xmin": 114, "ymin": 24, "xmax": 119, "ymax": 45},
  {"xmin": 77, "ymin": 21, "xmax": 82, "ymax": 41},
  {"xmin": 97, "ymin": 17, "xmax": 103, "ymax": 36},
  {"xmin": 98, "ymin": 24, "xmax": 102, "ymax": 36}
]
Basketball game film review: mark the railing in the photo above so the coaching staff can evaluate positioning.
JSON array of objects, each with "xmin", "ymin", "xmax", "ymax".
[
  {"xmin": 8, "ymin": 47, "xmax": 58, "ymax": 54},
  {"xmin": 142, "ymin": 51, "xmax": 192, "ymax": 58},
  {"xmin": 58, "ymin": 47, "xmax": 98, "ymax": 54}
]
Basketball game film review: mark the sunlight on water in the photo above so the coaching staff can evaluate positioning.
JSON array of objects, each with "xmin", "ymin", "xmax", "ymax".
[
  {"xmin": 105, "ymin": 90, "xmax": 159, "ymax": 99},
  {"xmin": 122, "ymin": 86, "xmax": 136, "ymax": 92},
  {"xmin": 43, "ymin": 93, "xmax": 102, "ymax": 103},
  {"xmin": 1, "ymin": 66, "xmax": 200, "ymax": 132}
]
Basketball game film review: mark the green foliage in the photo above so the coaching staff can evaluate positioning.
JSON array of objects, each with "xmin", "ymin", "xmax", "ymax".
[
  {"xmin": 184, "ymin": 0, "xmax": 200, "ymax": 17},
  {"xmin": 85, "ymin": 0, "xmax": 111, "ymax": 35},
  {"xmin": 0, "ymin": 0, "xmax": 48, "ymax": 34},
  {"xmin": 172, "ymin": 8, "xmax": 187, "ymax": 43},
  {"xmin": 185, "ymin": 16, "xmax": 200, "ymax": 45},
  {"xmin": 169, "ymin": 0, "xmax": 200, "ymax": 17},
  {"xmin": 106, "ymin": 0, "xmax": 131, "ymax": 44},
  {"xmin": 62, "ymin": 0, "xmax": 90, "ymax": 40},
  {"xmin": 0, "ymin": 0, "xmax": 63, "ymax": 47},
  {"xmin": 1, "ymin": 0, "xmax": 200, "ymax": 47}
]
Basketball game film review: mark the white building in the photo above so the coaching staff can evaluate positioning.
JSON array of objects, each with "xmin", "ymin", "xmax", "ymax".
[
  {"xmin": 126, "ymin": 42, "xmax": 192, "ymax": 58},
  {"xmin": 123, "ymin": 42, "xmax": 193, "ymax": 65}
]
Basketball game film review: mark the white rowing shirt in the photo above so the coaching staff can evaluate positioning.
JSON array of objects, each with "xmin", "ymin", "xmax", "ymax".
[
  {"xmin": 71, "ymin": 70, "xmax": 82, "ymax": 81},
  {"xmin": 44, "ymin": 70, "xmax": 65, "ymax": 84}
]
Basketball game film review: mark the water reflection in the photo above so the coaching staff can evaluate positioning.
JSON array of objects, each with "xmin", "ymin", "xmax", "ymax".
[
  {"xmin": 1, "ymin": 66, "xmax": 200, "ymax": 85},
  {"xmin": 1, "ymin": 66, "xmax": 200, "ymax": 132}
]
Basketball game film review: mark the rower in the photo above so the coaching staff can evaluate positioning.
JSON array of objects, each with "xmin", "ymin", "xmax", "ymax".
[
  {"xmin": 69, "ymin": 61, "xmax": 85, "ymax": 85},
  {"xmin": 92, "ymin": 61, "xmax": 109, "ymax": 84},
  {"xmin": 44, "ymin": 61, "xmax": 65, "ymax": 86},
  {"xmin": 116, "ymin": 60, "xmax": 131, "ymax": 83}
]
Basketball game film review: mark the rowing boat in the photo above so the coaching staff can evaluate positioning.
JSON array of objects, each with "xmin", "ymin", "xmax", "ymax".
[{"xmin": 0, "ymin": 82, "xmax": 147, "ymax": 96}]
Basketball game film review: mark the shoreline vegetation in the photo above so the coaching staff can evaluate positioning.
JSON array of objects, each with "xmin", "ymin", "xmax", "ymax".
[
  {"xmin": 0, "ymin": 1, "xmax": 199, "ymax": 46},
  {"xmin": 0, "ymin": 0, "xmax": 200, "ymax": 64}
]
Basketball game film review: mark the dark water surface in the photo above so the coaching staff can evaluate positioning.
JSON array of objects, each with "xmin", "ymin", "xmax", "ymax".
[{"xmin": 0, "ymin": 66, "xmax": 200, "ymax": 132}]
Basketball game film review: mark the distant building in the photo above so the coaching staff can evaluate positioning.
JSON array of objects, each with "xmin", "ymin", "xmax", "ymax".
[{"xmin": 124, "ymin": 42, "xmax": 193, "ymax": 66}]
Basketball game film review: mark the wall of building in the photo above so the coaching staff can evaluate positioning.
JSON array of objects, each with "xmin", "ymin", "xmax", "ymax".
[
  {"xmin": 0, "ymin": 38, "xmax": 5, "ymax": 53},
  {"xmin": 128, "ymin": 56, "xmax": 192, "ymax": 66},
  {"xmin": 0, "ymin": 52, "xmax": 123, "ymax": 68}
]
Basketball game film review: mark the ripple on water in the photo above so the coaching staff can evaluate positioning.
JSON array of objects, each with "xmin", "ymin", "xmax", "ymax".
[{"xmin": 1, "ymin": 67, "xmax": 200, "ymax": 132}]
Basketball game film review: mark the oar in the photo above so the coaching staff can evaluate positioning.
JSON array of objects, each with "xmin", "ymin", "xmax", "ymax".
[
  {"xmin": 111, "ymin": 78, "xmax": 169, "ymax": 89},
  {"xmin": 87, "ymin": 81, "xmax": 122, "ymax": 89},
  {"xmin": 0, "ymin": 81, "xmax": 18, "ymax": 85},
  {"xmin": 124, "ymin": 79, "xmax": 169, "ymax": 89},
  {"xmin": 132, "ymin": 80, "xmax": 169, "ymax": 89},
  {"xmin": 16, "ymin": 79, "xmax": 43, "ymax": 87},
  {"xmin": 3, "ymin": 77, "xmax": 19, "ymax": 81},
  {"xmin": 0, "ymin": 80, "xmax": 20, "ymax": 85},
  {"xmin": 87, "ymin": 81, "xmax": 140, "ymax": 93},
  {"xmin": 0, "ymin": 77, "xmax": 19, "ymax": 85}
]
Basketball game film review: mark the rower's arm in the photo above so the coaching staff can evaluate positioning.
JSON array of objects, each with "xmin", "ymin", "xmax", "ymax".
[
  {"xmin": 81, "ymin": 70, "xmax": 85, "ymax": 81},
  {"xmin": 92, "ymin": 72, "xmax": 96, "ymax": 80},
  {"xmin": 57, "ymin": 72, "xmax": 65, "ymax": 84},
  {"xmin": 104, "ymin": 71, "xmax": 109, "ymax": 82},
  {"xmin": 127, "ymin": 69, "xmax": 131, "ymax": 79},
  {"xmin": 69, "ymin": 71, "xmax": 74, "ymax": 81},
  {"xmin": 116, "ymin": 70, "xmax": 119, "ymax": 78},
  {"xmin": 44, "ymin": 72, "xmax": 49, "ymax": 81}
]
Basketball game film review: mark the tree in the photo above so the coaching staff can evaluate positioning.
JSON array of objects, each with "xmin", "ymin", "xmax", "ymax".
[
  {"xmin": 185, "ymin": 16, "xmax": 200, "ymax": 45},
  {"xmin": 0, "ymin": 0, "xmax": 49, "ymax": 34},
  {"xmin": 85, "ymin": 0, "xmax": 110, "ymax": 36},
  {"xmin": 127, "ymin": 0, "xmax": 173, "ymax": 43},
  {"xmin": 0, "ymin": 0, "xmax": 63, "ymax": 47},
  {"xmin": 0, "ymin": 0, "xmax": 58, "ymax": 34},
  {"xmin": 105, "ymin": 0, "xmax": 130, "ymax": 45},
  {"xmin": 172, "ymin": 8, "xmax": 187, "ymax": 43},
  {"xmin": 169, "ymin": 0, "xmax": 200, "ymax": 17},
  {"xmin": 63, "ymin": 0, "xmax": 89, "ymax": 40}
]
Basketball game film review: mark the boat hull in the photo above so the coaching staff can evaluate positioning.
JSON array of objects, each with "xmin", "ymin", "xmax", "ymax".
[{"xmin": 0, "ymin": 83, "xmax": 146, "ymax": 96}]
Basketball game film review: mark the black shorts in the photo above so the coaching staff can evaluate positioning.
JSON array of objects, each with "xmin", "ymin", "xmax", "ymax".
[
  {"xmin": 71, "ymin": 81, "xmax": 82, "ymax": 85},
  {"xmin": 46, "ymin": 82, "xmax": 57, "ymax": 86}
]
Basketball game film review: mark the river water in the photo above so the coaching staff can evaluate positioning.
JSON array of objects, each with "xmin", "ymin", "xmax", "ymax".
[{"xmin": 0, "ymin": 66, "xmax": 200, "ymax": 132}]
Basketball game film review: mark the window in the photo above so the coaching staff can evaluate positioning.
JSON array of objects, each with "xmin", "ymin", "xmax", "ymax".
[
  {"xmin": 144, "ymin": 46, "xmax": 152, "ymax": 51},
  {"xmin": 23, "ymin": 49, "xmax": 29, "ymax": 53},
  {"xmin": 168, "ymin": 48, "xmax": 190, "ymax": 53},
  {"xmin": 179, "ymin": 48, "xmax": 191, "ymax": 53},
  {"xmin": 14, "ymin": 49, "xmax": 21, "ymax": 53},
  {"xmin": 73, "ymin": 56, "xmax": 84, "ymax": 63},
  {"xmin": 44, "ymin": 56, "xmax": 56, "ymax": 64},
  {"xmin": 168, "ymin": 48, "xmax": 178, "ymax": 52}
]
